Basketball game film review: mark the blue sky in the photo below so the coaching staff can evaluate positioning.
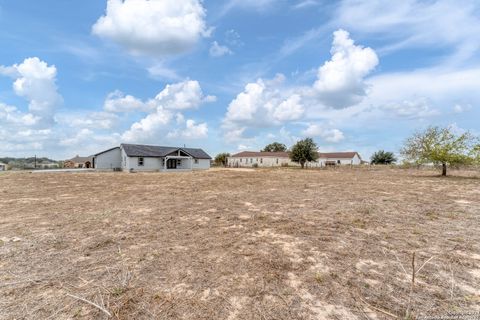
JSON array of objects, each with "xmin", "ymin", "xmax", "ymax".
[{"xmin": 0, "ymin": 0, "xmax": 479, "ymax": 160}]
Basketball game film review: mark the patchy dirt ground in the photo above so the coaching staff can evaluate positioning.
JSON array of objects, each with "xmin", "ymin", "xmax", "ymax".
[{"xmin": 0, "ymin": 167, "xmax": 479, "ymax": 319}]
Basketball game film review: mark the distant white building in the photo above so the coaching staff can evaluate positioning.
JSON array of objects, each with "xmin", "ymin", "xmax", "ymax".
[
  {"xmin": 227, "ymin": 151, "xmax": 362, "ymax": 168},
  {"xmin": 0, "ymin": 162, "xmax": 7, "ymax": 171},
  {"xmin": 93, "ymin": 143, "xmax": 211, "ymax": 172}
]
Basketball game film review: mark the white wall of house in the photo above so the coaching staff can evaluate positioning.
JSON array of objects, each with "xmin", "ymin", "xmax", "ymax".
[
  {"xmin": 192, "ymin": 159, "xmax": 210, "ymax": 170},
  {"xmin": 318, "ymin": 154, "xmax": 361, "ymax": 165},
  {"xmin": 94, "ymin": 148, "xmax": 121, "ymax": 170},
  {"xmin": 228, "ymin": 156, "xmax": 299, "ymax": 167},
  {"xmin": 123, "ymin": 156, "xmax": 210, "ymax": 171},
  {"xmin": 126, "ymin": 156, "xmax": 162, "ymax": 171},
  {"xmin": 228, "ymin": 154, "xmax": 361, "ymax": 168},
  {"xmin": 0, "ymin": 164, "xmax": 6, "ymax": 171}
]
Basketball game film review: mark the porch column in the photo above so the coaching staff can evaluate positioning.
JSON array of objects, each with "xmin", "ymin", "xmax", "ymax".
[
  {"xmin": 190, "ymin": 157, "xmax": 193, "ymax": 170},
  {"xmin": 164, "ymin": 157, "xmax": 167, "ymax": 171}
]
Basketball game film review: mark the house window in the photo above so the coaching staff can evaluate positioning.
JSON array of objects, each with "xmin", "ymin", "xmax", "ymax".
[
  {"xmin": 138, "ymin": 157, "xmax": 144, "ymax": 166},
  {"xmin": 260, "ymin": 158, "xmax": 263, "ymax": 164},
  {"xmin": 337, "ymin": 160, "xmax": 341, "ymax": 164},
  {"xmin": 250, "ymin": 158, "xmax": 253, "ymax": 163},
  {"xmin": 177, "ymin": 159, "xmax": 181, "ymax": 166},
  {"xmin": 276, "ymin": 158, "xmax": 279, "ymax": 164},
  {"xmin": 195, "ymin": 159, "xmax": 199, "ymax": 164},
  {"xmin": 240, "ymin": 158, "xmax": 242, "ymax": 163}
]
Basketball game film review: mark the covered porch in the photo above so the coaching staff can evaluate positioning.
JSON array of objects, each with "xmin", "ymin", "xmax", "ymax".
[{"xmin": 161, "ymin": 150, "xmax": 194, "ymax": 171}]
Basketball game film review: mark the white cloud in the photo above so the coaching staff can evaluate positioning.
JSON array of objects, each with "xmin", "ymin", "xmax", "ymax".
[
  {"xmin": 453, "ymin": 103, "xmax": 472, "ymax": 113},
  {"xmin": 0, "ymin": 57, "xmax": 62, "ymax": 124},
  {"xmin": 224, "ymin": 74, "xmax": 304, "ymax": 127},
  {"xmin": 121, "ymin": 80, "xmax": 214, "ymax": 143},
  {"xmin": 272, "ymin": 94, "xmax": 304, "ymax": 121},
  {"xmin": 225, "ymin": 29, "xmax": 243, "ymax": 47},
  {"xmin": 312, "ymin": 29, "xmax": 378, "ymax": 108},
  {"xmin": 302, "ymin": 124, "xmax": 345, "ymax": 143},
  {"xmin": 104, "ymin": 90, "xmax": 149, "ymax": 113},
  {"xmin": 122, "ymin": 107, "xmax": 173, "ymax": 143},
  {"xmin": 0, "ymin": 103, "xmax": 40, "ymax": 126},
  {"xmin": 222, "ymin": 29, "xmax": 376, "ymax": 142},
  {"xmin": 209, "ymin": 41, "xmax": 233, "ymax": 57},
  {"xmin": 334, "ymin": 0, "xmax": 480, "ymax": 63},
  {"xmin": 147, "ymin": 64, "xmax": 181, "ymax": 81},
  {"xmin": 92, "ymin": 0, "xmax": 209, "ymax": 57},
  {"xmin": 167, "ymin": 119, "xmax": 208, "ymax": 139},
  {"xmin": 382, "ymin": 98, "xmax": 439, "ymax": 119},
  {"xmin": 221, "ymin": 0, "xmax": 277, "ymax": 14},
  {"xmin": 62, "ymin": 112, "xmax": 119, "ymax": 130},
  {"xmin": 292, "ymin": 0, "xmax": 319, "ymax": 9},
  {"xmin": 154, "ymin": 80, "xmax": 216, "ymax": 110}
]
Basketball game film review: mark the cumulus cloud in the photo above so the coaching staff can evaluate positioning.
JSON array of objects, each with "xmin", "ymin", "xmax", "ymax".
[
  {"xmin": 122, "ymin": 107, "xmax": 173, "ymax": 142},
  {"xmin": 312, "ymin": 29, "xmax": 378, "ymax": 108},
  {"xmin": 302, "ymin": 124, "xmax": 345, "ymax": 143},
  {"xmin": 154, "ymin": 80, "xmax": 216, "ymax": 110},
  {"xmin": 0, "ymin": 57, "xmax": 62, "ymax": 124},
  {"xmin": 104, "ymin": 90, "xmax": 150, "ymax": 113},
  {"xmin": 121, "ymin": 80, "xmax": 214, "ymax": 143},
  {"xmin": 224, "ymin": 74, "xmax": 303, "ymax": 128},
  {"xmin": 209, "ymin": 41, "xmax": 233, "ymax": 57},
  {"xmin": 92, "ymin": 0, "xmax": 209, "ymax": 57},
  {"xmin": 167, "ymin": 119, "xmax": 208, "ymax": 139},
  {"xmin": 222, "ymin": 29, "xmax": 375, "ymax": 142},
  {"xmin": 105, "ymin": 80, "xmax": 215, "ymax": 115}
]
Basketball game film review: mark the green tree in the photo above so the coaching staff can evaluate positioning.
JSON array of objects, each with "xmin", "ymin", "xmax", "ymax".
[
  {"xmin": 401, "ymin": 126, "xmax": 477, "ymax": 176},
  {"xmin": 290, "ymin": 138, "xmax": 318, "ymax": 169},
  {"xmin": 214, "ymin": 153, "xmax": 230, "ymax": 167},
  {"xmin": 370, "ymin": 150, "xmax": 397, "ymax": 164},
  {"xmin": 261, "ymin": 142, "xmax": 287, "ymax": 152}
]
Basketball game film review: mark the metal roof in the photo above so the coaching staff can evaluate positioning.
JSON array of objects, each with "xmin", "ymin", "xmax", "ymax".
[{"xmin": 120, "ymin": 144, "xmax": 211, "ymax": 159}]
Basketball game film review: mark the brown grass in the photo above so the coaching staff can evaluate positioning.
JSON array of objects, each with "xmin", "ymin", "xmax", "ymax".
[{"xmin": 0, "ymin": 167, "xmax": 479, "ymax": 319}]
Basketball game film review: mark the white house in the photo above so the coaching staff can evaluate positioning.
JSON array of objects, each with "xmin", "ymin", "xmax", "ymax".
[
  {"xmin": 0, "ymin": 162, "xmax": 7, "ymax": 171},
  {"xmin": 227, "ymin": 151, "xmax": 362, "ymax": 168},
  {"xmin": 93, "ymin": 143, "xmax": 211, "ymax": 172}
]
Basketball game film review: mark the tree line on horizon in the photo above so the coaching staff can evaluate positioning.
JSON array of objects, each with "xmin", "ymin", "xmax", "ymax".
[{"xmin": 214, "ymin": 126, "xmax": 480, "ymax": 176}]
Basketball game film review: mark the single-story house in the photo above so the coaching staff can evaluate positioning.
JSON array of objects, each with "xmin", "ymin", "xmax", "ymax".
[
  {"xmin": 318, "ymin": 152, "xmax": 362, "ymax": 166},
  {"xmin": 64, "ymin": 155, "xmax": 94, "ymax": 168},
  {"xmin": 0, "ymin": 162, "xmax": 7, "ymax": 171},
  {"xmin": 94, "ymin": 143, "xmax": 211, "ymax": 171},
  {"xmin": 227, "ymin": 151, "xmax": 362, "ymax": 168}
]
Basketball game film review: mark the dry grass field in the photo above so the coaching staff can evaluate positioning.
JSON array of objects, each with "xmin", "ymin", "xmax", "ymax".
[{"xmin": 0, "ymin": 167, "xmax": 479, "ymax": 319}]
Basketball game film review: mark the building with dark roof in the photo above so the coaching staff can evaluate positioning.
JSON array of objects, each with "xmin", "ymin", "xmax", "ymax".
[
  {"xmin": 93, "ymin": 144, "xmax": 211, "ymax": 171},
  {"xmin": 227, "ymin": 151, "xmax": 362, "ymax": 168},
  {"xmin": 64, "ymin": 155, "xmax": 94, "ymax": 168}
]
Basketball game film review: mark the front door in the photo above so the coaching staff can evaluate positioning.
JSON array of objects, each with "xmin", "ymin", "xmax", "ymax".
[{"xmin": 167, "ymin": 158, "xmax": 177, "ymax": 169}]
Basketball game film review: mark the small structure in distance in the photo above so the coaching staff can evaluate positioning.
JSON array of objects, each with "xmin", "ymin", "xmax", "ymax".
[{"xmin": 64, "ymin": 155, "xmax": 94, "ymax": 169}]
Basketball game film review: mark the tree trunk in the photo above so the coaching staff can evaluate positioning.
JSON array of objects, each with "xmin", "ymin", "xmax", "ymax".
[
  {"xmin": 442, "ymin": 163, "xmax": 447, "ymax": 176},
  {"xmin": 301, "ymin": 162, "xmax": 305, "ymax": 169}
]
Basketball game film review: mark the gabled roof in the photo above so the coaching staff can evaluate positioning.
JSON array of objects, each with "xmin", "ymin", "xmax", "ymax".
[
  {"xmin": 94, "ymin": 147, "xmax": 120, "ymax": 157},
  {"xmin": 67, "ymin": 155, "xmax": 94, "ymax": 163},
  {"xmin": 120, "ymin": 144, "xmax": 211, "ymax": 159},
  {"xmin": 230, "ymin": 151, "xmax": 290, "ymax": 158}
]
